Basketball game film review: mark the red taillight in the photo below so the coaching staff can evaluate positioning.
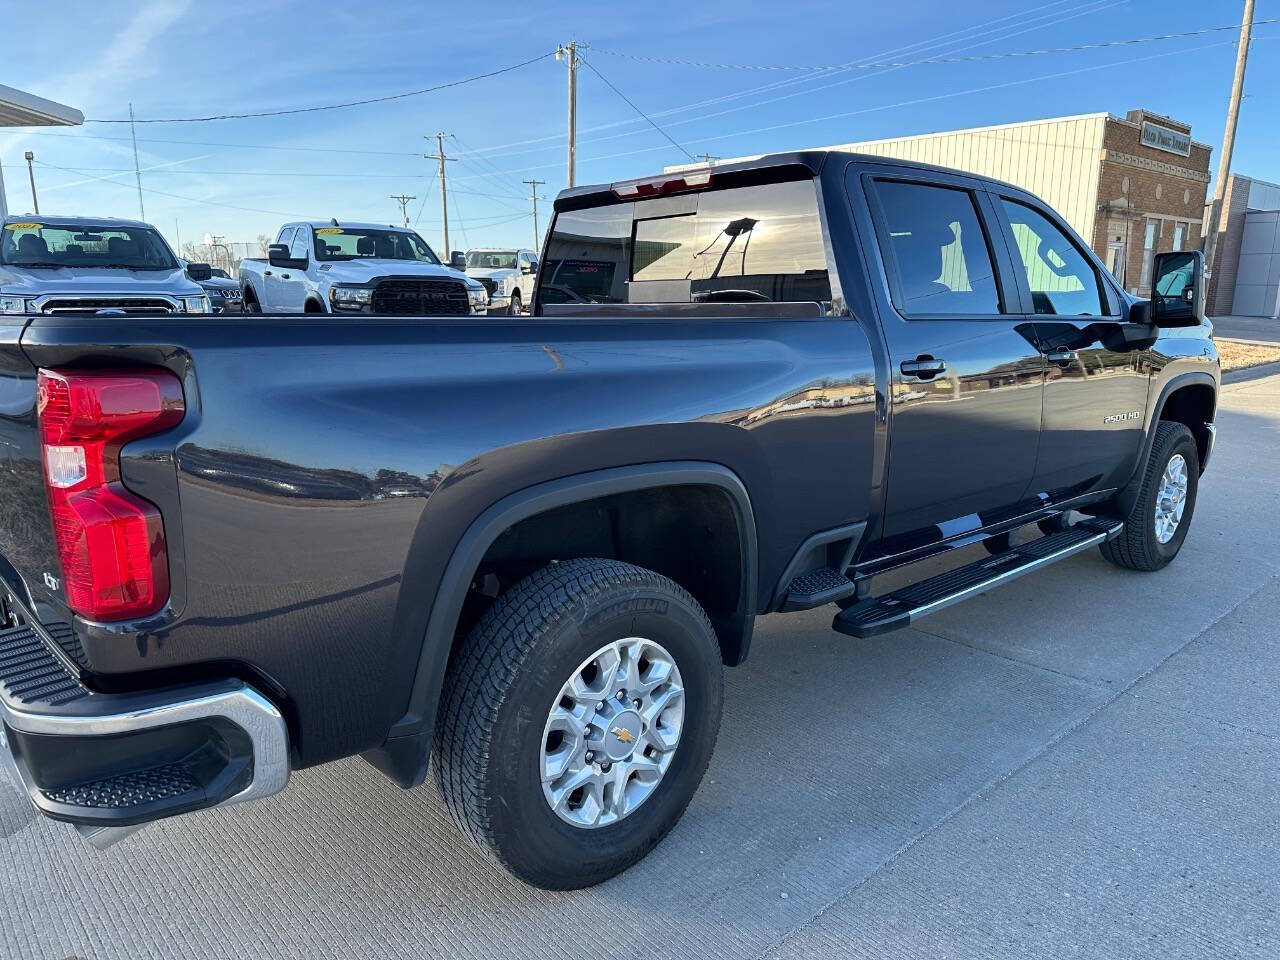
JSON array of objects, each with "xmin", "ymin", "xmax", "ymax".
[
  {"xmin": 610, "ymin": 170, "xmax": 712, "ymax": 199},
  {"xmin": 37, "ymin": 368, "xmax": 184, "ymax": 621}
]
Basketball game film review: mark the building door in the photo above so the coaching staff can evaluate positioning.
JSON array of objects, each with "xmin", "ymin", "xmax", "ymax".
[
  {"xmin": 858, "ymin": 172, "xmax": 1045, "ymax": 552},
  {"xmin": 993, "ymin": 196, "xmax": 1151, "ymax": 500},
  {"xmin": 1107, "ymin": 241, "xmax": 1126, "ymax": 283}
]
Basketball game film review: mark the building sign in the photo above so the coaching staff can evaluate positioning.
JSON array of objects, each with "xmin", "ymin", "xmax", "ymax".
[{"xmin": 1141, "ymin": 121, "xmax": 1191, "ymax": 157}]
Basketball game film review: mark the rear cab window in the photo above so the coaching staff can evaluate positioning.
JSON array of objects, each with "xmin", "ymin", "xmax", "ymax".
[{"xmin": 536, "ymin": 176, "xmax": 832, "ymax": 313}]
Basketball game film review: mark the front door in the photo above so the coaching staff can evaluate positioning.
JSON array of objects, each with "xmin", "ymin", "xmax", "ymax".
[
  {"xmin": 992, "ymin": 195, "xmax": 1151, "ymax": 499},
  {"xmin": 858, "ymin": 172, "xmax": 1046, "ymax": 551}
]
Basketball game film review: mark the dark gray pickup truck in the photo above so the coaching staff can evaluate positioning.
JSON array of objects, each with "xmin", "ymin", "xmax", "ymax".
[{"xmin": 0, "ymin": 151, "xmax": 1218, "ymax": 889}]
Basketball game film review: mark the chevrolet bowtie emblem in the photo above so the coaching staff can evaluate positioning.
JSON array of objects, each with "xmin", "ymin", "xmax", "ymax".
[{"xmin": 611, "ymin": 726, "xmax": 635, "ymax": 745}]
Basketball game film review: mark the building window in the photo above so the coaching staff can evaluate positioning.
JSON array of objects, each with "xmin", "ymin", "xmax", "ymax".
[
  {"xmin": 1171, "ymin": 221, "xmax": 1188, "ymax": 251},
  {"xmin": 1140, "ymin": 218, "xmax": 1161, "ymax": 289}
]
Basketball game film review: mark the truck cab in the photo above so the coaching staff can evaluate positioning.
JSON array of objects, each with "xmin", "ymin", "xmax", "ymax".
[
  {"xmin": 239, "ymin": 221, "xmax": 489, "ymax": 315},
  {"xmin": 0, "ymin": 216, "xmax": 211, "ymax": 317},
  {"xmin": 464, "ymin": 247, "xmax": 538, "ymax": 315}
]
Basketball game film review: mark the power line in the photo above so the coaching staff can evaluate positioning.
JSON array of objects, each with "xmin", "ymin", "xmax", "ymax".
[
  {"xmin": 576, "ymin": 53, "xmax": 696, "ymax": 161},
  {"xmin": 446, "ymin": 0, "xmax": 1096, "ymax": 161},
  {"xmin": 32, "ymin": 158, "xmax": 528, "ymax": 225},
  {"xmin": 587, "ymin": 19, "xmax": 1280, "ymax": 72},
  {"xmin": 86, "ymin": 51, "xmax": 559, "ymax": 123}
]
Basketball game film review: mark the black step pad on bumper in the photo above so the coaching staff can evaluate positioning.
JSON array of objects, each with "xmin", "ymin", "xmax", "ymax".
[
  {"xmin": 833, "ymin": 519, "xmax": 1123, "ymax": 638},
  {"xmin": 0, "ymin": 620, "xmax": 290, "ymax": 832}
]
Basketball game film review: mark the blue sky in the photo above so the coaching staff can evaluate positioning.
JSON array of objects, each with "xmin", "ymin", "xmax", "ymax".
[{"xmin": 3, "ymin": 0, "xmax": 1277, "ymax": 254}]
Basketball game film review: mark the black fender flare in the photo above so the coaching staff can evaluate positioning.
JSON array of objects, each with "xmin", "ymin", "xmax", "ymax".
[
  {"xmin": 1114, "ymin": 370, "xmax": 1217, "ymax": 516},
  {"xmin": 365, "ymin": 461, "xmax": 758, "ymax": 788}
]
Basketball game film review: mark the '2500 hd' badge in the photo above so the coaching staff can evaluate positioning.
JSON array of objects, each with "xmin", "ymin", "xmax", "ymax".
[{"xmin": 1103, "ymin": 410, "xmax": 1143, "ymax": 424}]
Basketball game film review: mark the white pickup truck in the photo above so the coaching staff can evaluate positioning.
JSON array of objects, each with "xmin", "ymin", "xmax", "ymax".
[
  {"xmin": 464, "ymin": 247, "xmax": 539, "ymax": 315},
  {"xmin": 239, "ymin": 220, "xmax": 488, "ymax": 315}
]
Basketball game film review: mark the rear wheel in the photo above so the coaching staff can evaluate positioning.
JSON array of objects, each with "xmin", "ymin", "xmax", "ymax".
[
  {"xmin": 1100, "ymin": 421, "xmax": 1199, "ymax": 571},
  {"xmin": 242, "ymin": 287, "xmax": 261, "ymax": 313},
  {"xmin": 434, "ymin": 557, "xmax": 723, "ymax": 889}
]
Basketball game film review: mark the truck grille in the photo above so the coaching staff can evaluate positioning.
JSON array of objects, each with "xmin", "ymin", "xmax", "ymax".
[
  {"xmin": 371, "ymin": 279, "xmax": 470, "ymax": 316},
  {"xmin": 476, "ymin": 277, "xmax": 498, "ymax": 297},
  {"xmin": 35, "ymin": 297, "xmax": 178, "ymax": 315}
]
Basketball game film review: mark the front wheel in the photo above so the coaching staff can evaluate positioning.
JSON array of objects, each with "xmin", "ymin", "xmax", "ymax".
[
  {"xmin": 507, "ymin": 289, "xmax": 523, "ymax": 316},
  {"xmin": 1100, "ymin": 421, "xmax": 1199, "ymax": 571},
  {"xmin": 434, "ymin": 558, "xmax": 724, "ymax": 889}
]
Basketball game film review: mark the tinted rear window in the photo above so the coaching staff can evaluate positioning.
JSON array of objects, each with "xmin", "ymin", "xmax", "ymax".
[{"xmin": 538, "ymin": 180, "xmax": 831, "ymax": 309}]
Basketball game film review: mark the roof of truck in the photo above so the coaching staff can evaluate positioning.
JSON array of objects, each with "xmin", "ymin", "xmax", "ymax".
[
  {"xmin": 555, "ymin": 149, "xmax": 1026, "ymax": 210},
  {"xmin": 296, "ymin": 221, "xmax": 418, "ymax": 231},
  {"xmin": 2, "ymin": 214, "xmax": 157, "ymax": 229}
]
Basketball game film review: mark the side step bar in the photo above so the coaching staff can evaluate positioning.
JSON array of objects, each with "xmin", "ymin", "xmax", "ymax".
[{"xmin": 833, "ymin": 518, "xmax": 1123, "ymax": 638}]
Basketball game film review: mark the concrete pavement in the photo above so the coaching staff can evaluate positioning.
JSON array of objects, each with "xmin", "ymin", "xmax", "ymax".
[
  {"xmin": 1213, "ymin": 314, "xmax": 1280, "ymax": 344},
  {"xmin": 3, "ymin": 373, "xmax": 1278, "ymax": 960}
]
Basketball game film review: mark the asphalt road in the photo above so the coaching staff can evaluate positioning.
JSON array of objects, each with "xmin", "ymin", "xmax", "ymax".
[{"xmin": 4, "ymin": 372, "xmax": 1278, "ymax": 960}]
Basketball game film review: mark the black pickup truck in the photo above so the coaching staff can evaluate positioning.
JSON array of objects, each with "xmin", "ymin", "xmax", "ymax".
[{"xmin": 0, "ymin": 151, "xmax": 1218, "ymax": 889}]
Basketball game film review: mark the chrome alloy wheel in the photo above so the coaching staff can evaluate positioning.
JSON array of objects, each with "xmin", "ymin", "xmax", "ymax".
[
  {"xmin": 540, "ymin": 637, "xmax": 685, "ymax": 829},
  {"xmin": 1154, "ymin": 453, "xmax": 1189, "ymax": 544}
]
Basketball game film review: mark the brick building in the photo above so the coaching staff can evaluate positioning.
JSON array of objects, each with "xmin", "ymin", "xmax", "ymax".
[{"xmin": 668, "ymin": 108, "xmax": 1212, "ymax": 298}]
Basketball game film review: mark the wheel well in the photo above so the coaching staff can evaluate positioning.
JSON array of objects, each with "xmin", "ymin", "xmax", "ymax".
[
  {"xmin": 458, "ymin": 485, "xmax": 747, "ymax": 665},
  {"xmin": 242, "ymin": 284, "xmax": 258, "ymax": 303},
  {"xmin": 304, "ymin": 298, "xmax": 325, "ymax": 313},
  {"xmin": 1158, "ymin": 382, "xmax": 1215, "ymax": 467}
]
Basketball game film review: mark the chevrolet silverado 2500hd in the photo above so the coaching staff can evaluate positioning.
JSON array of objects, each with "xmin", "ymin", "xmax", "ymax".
[
  {"xmin": 239, "ymin": 220, "xmax": 487, "ymax": 314},
  {"xmin": 0, "ymin": 152, "xmax": 1217, "ymax": 889},
  {"xmin": 1, "ymin": 216, "xmax": 212, "ymax": 316}
]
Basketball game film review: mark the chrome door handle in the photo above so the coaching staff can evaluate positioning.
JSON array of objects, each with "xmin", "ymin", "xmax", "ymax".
[
  {"xmin": 1045, "ymin": 349, "xmax": 1077, "ymax": 366},
  {"xmin": 900, "ymin": 357, "xmax": 947, "ymax": 379}
]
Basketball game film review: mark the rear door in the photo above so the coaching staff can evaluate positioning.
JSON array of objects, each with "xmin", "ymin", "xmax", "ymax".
[
  {"xmin": 853, "ymin": 167, "xmax": 1046, "ymax": 552},
  {"xmin": 990, "ymin": 194, "xmax": 1151, "ymax": 498}
]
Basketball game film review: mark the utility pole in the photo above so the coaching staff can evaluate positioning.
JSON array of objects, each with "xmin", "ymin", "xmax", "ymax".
[
  {"xmin": 558, "ymin": 40, "xmax": 579, "ymax": 187},
  {"xmin": 698, "ymin": 153, "xmax": 720, "ymax": 166},
  {"xmin": 23, "ymin": 152, "xmax": 37, "ymax": 214},
  {"xmin": 425, "ymin": 133, "xmax": 456, "ymax": 256},
  {"xmin": 128, "ymin": 103, "xmax": 145, "ymax": 219},
  {"xmin": 1203, "ymin": 0, "xmax": 1254, "ymax": 304},
  {"xmin": 390, "ymin": 194, "xmax": 416, "ymax": 228},
  {"xmin": 523, "ymin": 179, "xmax": 545, "ymax": 250}
]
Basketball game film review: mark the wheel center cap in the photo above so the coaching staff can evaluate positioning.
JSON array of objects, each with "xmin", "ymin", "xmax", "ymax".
[{"xmin": 603, "ymin": 710, "xmax": 642, "ymax": 761}]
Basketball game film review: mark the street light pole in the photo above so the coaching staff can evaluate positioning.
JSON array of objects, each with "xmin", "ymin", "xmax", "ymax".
[{"xmin": 23, "ymin": 151, "xmax": 37, "ymax": 214}]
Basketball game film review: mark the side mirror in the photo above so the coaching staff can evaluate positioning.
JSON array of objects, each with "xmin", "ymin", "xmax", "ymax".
[
  {"xmin": 449, "ymin": 250, "xmax": 467, "ymax": 270},
  {"xmin": 267, "ymin": 244, "xmax": 294, "ymax": 268},
  {"xmin": 522, "ymin": 260, "xmax": 538, "ymax": 276},
  {"xmin": 186, "ymin": 262, "xmax": 212, "ymax": 282},
  {"xmin": 1150, "ymin": 250, "xmax": 1205, "ymax": 327}
]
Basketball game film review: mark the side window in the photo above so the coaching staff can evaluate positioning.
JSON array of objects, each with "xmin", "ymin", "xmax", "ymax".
[
  {"xmin": 276, "ymin": 226, "xmax": 295, "ymax": 247},
  {"xmin": 1001, "ymin": 199, "xmax": 1104, "ymax": 316},
  {"xmin": 289, "ymin": 227, "xmax": 311, "ymax": 262},
  {"xmin": 872, "ymin": 180, "xmax": 1002, "ymax": 316}
]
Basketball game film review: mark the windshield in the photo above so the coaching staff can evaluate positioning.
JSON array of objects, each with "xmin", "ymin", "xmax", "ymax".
[
  {"xmin": 311, "ymin": 227, "xmax": 440, "ymax": 264},
  {"xmin": 1, "ymin": 221, "xmax": 178, "ymax": 270},
  {"xmin": 210, "ymin": 267, "xmax": 230, "ymax": 279},
  {"xmin": 466, "ymin": 250, "xmax": 518, "ymax": 270}
]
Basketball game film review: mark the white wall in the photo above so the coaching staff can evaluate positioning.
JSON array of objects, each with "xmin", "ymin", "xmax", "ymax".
[{"xmin": 1231, "ymin": 210, "xmax": 1280, "ymax": 319}]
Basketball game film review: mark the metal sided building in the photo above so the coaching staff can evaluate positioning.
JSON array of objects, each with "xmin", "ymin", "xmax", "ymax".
[{"xmin": 668, "ymin": 109, "xmax": 1212, "ymax": 298}]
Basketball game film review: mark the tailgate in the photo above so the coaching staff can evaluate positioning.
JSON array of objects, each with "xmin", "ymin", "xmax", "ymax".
[{"xmin": 0, "ymin": 317, "xmax": 60, "ymax": 611}]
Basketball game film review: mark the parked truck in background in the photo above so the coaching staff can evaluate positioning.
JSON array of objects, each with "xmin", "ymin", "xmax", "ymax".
[
  {"xmin": 238, "ymin": 220, "xmax": 488, "ymax": 315},
  {"xmin": 0, "ymin": 152, "xmax": 1217, "ymax": 890},
  {"xmin": 464, "ymin": 247, "xmax": 539, "ymax": 315},
  {"xmin": 0, "ymin": 216, "xmax": 212, "ymax": 317}
]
